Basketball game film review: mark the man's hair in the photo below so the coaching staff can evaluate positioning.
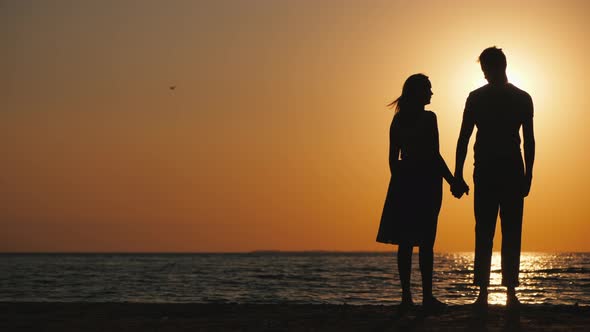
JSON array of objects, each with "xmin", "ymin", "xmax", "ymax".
[{"xmin": 478, "ymin": 46, "xmax": 507, "ymax": 73}]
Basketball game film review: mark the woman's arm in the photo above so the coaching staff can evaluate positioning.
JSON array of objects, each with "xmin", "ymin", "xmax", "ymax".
[
  {"xmin": 430, "ymin": 112, "xmax": 454, "ymax": 185},
  {"xmin": 389, "ymin": 118, "xmax": 401, "ymax": 174}
]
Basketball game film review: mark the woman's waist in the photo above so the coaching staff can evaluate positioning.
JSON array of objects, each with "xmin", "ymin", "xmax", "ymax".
[
  {"xmin": 399, "ymin": 156, "xmax": 438, "ymax": 164},
  {"xmin": 395, "ymin": 159, "xmax": 441, "ymax": 175}
]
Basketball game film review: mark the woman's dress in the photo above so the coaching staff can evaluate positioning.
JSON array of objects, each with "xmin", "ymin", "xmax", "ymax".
[{"xmin": 376, "ymin": 111, "xmax": 443, "ymax": 246}]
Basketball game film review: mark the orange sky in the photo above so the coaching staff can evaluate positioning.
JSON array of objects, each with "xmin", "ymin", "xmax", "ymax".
[{"xmin": 1, "ymin": 0, "xmax": 589, "ymax": 252}]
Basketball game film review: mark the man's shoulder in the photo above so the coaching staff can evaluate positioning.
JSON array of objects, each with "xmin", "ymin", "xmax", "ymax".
[
  {"xmin": 507, "ymin": 83, "xmax": 533, "ymax": 101},
  {"xmin": 467, "ymin": 85, "xmax": 490, "ymax": 100},
  {"xmin": 468, "ymin": 83, "xmax": 532, "ymax": 101}
]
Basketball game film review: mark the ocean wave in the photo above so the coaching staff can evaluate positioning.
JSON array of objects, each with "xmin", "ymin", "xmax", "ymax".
[{"xmin": 1, "ymin": 253, "xmax": 589, "ymax": 306}]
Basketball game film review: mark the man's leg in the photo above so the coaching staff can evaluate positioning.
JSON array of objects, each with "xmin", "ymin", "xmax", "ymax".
[
  {"xmin": 499, "ymin": 197, "xmax": 524, "ymax": 287},
  {"xmin": 473, "ymin": 178, "xmax": 500, "ymax": 305},
  {"xmin": 499, "ymin": 159, "xmax": 526, "ymax": 308},
  {"xmin": 474, "ymin": 192, "xmax": 500, "ymax": 286},
  {"xmin": 500, "ymin": 191, "xmax": 524, "ymax": 307}
]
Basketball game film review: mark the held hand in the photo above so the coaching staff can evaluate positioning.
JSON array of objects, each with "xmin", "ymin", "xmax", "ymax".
[
  {"xmin": 463, "ymin": 180, "xmax": 470, "ymax": 196},
  {"xmin": 451, "ymin": 184, "xmax": 464, "ymax": 199},
  {"xmin": 451, "ymin": 178, "xmax": 470, "ymax": 199}
]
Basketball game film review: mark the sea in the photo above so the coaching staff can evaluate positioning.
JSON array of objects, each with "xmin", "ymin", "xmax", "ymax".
[{"xmin": 0, "ymin": 252, "xmax": 588, "ymax": 306}]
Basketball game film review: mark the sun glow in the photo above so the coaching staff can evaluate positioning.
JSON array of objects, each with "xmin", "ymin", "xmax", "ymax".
[
  {"xmin": 507, "ymin": 69, "xmax": 527, "ymax": 89},
  {"xmin": 2, "ymin": 0, "xmax": 589, "ymax": 254},
  {"xmin": 488, "ymin": 253, "xmax": 507, "ymax": 305}
]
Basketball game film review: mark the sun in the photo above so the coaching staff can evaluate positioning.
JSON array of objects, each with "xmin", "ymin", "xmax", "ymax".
[
  {"xmin": 507, "ymin": 68, "xmax": 529, "ymax": 90},
  {"xmin": 450, "ymin": 55, "xmax": 540, "ymax": 102}
]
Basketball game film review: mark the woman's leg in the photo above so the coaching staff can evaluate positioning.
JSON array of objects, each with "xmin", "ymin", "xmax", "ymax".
[
  {"xmin": 419, "ymin": 242, "xmax": 434, "ymax": 301},
  {"xmin": 419, "ymin": 222, "xmax": 447, "ymax": 310},
  {"xmin": 397, "ymin": 244, "xmax": 413, "ymax": 303}
]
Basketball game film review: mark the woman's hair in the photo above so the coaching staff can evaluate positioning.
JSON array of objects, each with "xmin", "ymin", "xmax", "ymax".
[{"xmin": 388, "ymin": 73, "xmax": 430, "ymax": 114}]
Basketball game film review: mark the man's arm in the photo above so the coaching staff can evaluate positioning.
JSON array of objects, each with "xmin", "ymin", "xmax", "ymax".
[
  {"xmin": 522, "ymin": 98, "xmax": 535, "ymax": 197},
  {"xmin": 454, "ymin": 98, "xmax": 475, "ymax": 197}
]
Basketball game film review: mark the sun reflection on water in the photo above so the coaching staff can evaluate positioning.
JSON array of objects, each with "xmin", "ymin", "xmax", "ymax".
[
  {"xmin": 518, "ymin": 252, "xmax": 563, "ymax": 305},
  {"xmin": 487, "ymin": 253, "xmax": 506, "ymax": 305},
  {"xmin": 452, "ymin": 252, "xmax": 565, "ymax": 305}
]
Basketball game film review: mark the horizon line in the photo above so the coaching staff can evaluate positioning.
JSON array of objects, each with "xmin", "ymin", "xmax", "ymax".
[{"xmin": 1, "ymin": 250, "xmax": 589, "ymax": 254}]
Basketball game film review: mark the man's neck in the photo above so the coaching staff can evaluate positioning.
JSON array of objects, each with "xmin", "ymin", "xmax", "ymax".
[{"xmin": 486, "ymin": 73, "xmax": 508, "ymax": 85}]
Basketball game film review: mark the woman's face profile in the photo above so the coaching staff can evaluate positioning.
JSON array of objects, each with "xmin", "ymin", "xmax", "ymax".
[
  {"xmin": 419, "ymin": 80, "xmax": 433, "ymax": 106},
  {"xmin": 400, "ymin": 75, "xmax": 432, "ymax": 109}
]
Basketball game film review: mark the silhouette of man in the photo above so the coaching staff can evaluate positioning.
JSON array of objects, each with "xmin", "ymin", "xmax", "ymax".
[{"xmin": 453, "ymin": 46, "xmax": 535, "ymax": 308}]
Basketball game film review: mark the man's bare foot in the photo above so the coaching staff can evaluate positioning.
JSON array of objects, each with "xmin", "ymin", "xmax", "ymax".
[
  {"xmin": 423, "ymin": 296, "xmax": 448, "ymax": 313},
  {"xmin": 506, "ymin": 290, "xmax": 521, "ymax": 310}
]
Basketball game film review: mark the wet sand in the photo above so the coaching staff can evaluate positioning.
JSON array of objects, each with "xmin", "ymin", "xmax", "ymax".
[{"xmin": 1, "ymin": 302, "xmax": 589, "ymax": 331}]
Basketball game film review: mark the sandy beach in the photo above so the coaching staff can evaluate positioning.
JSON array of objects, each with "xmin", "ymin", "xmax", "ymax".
[{"xmin": 1, "ymin": 302, "xmax": 589, "ymax": 331}]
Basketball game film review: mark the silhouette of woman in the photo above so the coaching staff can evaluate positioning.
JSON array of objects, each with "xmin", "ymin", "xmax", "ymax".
[{"xmin": 376, "ymin": 74, "xmax": 466, "ymax": 312}]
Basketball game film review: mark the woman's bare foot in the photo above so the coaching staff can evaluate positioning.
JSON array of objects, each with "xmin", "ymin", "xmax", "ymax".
[
  {"xmin": 398, "ymin": 299, "xmax": 415, "ymax": 315},
  {"xmin": 472, "ymin": 290, "xmax": 488, "ymax": 311}
]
